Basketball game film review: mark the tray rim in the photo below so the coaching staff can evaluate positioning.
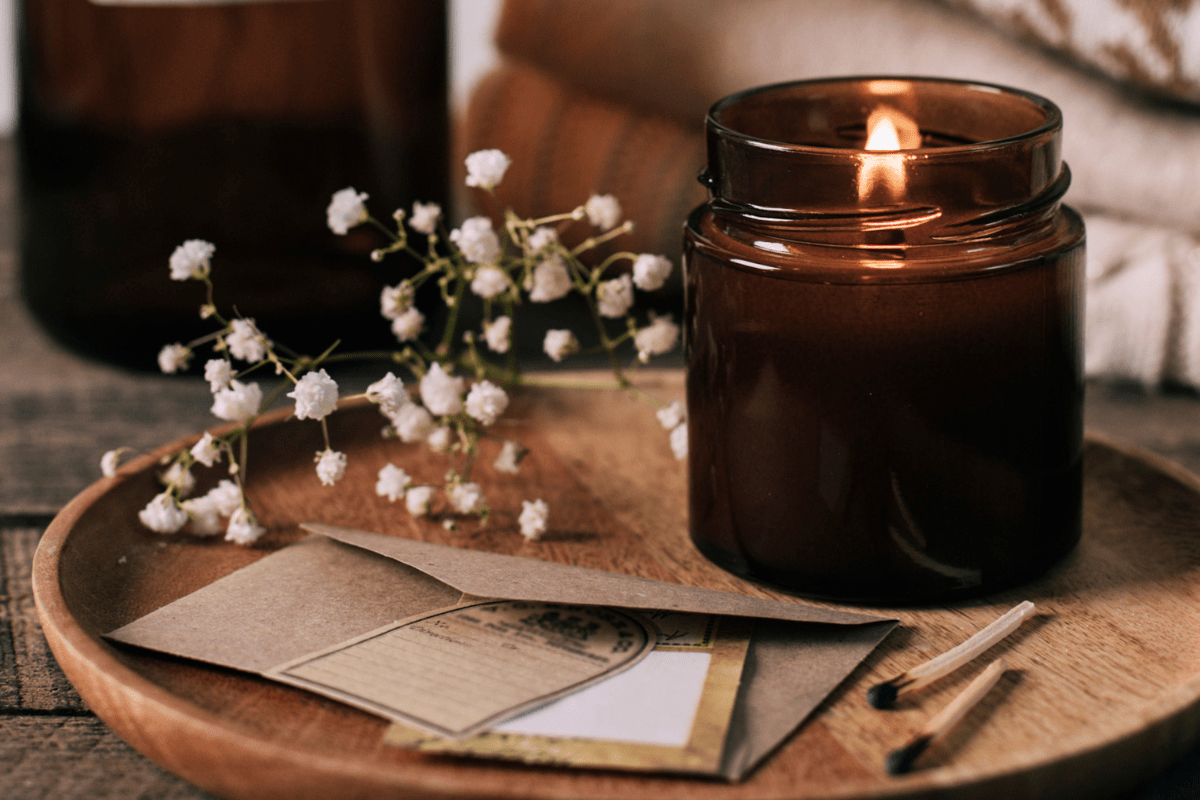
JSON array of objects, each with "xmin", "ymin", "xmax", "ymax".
[{"xmin": 30, "ymin": 405, "xmax": 1200, "ymax": 800}]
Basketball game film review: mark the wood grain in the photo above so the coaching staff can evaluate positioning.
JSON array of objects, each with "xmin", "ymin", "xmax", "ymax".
[{"xmin": 30, "ymin": 370, "xmax": 1200, "ymax": 800}]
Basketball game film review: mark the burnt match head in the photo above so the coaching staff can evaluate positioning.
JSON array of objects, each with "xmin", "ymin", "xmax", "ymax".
[
  {"xmin": 867, "ymin": 682, "xmax": 899, "ymax": 709},
  {"xmin": 884, "ymin": 735, "xmax": 931, "ymax": 775}
]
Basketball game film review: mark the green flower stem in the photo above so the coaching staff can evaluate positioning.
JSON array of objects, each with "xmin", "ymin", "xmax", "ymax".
[
  {"xmin": 595, "ymin": 251, "xmax": 638, "ymax": 275},
  {"xmin": 238, "ymin": 431, "xmax": 249, "ymax": 485},
  {"xmin": 525, "ymin": 210, "xmax": 584, "ymax": 228},
  {"xmin": 571, "ymin": 221, "xmax": 635, "ymax": 257},
  {"xmin": 319, "ymin": 350, "xmax": 403, "ymax": 365},
  {"xmin": 200, "ymin": 277, "xmax": 229, "ymax": 327},
  {"xmin": 367, "ymin": 215, "xmax": 402, "ymax": 244},
  {"xmin": 584, "ymin": 297, "xmax": 627, "ymax": 387},
  {"xmin": 437, "ymin": 273, "xmax": 468, "ymax": 354}
]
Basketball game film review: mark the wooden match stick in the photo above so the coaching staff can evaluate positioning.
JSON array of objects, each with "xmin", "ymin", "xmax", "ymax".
[
  {"xmin": 867, "ymin": 600, "xmax": 1034, "ymax": 709},
  {"xmin": 884, "ymin": 657, "xmax": 1008, "ymax": 775}
]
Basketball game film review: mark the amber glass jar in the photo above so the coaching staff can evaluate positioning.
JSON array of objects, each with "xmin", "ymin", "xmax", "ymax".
[{"xmin": 683, "ymin": 77, "xmax": 1085, "ymax": 603}]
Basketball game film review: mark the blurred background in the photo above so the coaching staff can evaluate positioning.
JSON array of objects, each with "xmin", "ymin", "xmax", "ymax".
[
  {"xmin": 9, "ymin": 0, "xmax": 1200, "ymax": 385},
  {"xmin": 5, "ymin": 3, "xmax": 1200, "ymax": 796}
]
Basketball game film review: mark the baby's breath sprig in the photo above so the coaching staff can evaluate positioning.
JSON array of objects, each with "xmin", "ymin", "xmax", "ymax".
[{"xmin": 107, "ymin": 149, "xmax": 685, "ymax": 547}]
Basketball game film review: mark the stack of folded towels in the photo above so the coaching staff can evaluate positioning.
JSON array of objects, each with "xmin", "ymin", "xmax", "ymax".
[{"xmin": 461, "ymin": 0, "xmax": 1200, "ymax": 387}]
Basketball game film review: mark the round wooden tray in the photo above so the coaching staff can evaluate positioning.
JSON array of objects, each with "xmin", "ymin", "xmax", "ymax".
[{"xmin": 32, "ymin": 371, "xmax": 1200, "ymax": 800}]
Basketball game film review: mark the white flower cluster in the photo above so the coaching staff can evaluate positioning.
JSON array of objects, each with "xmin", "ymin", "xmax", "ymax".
[
  {"xmin": 657, "ymin": 400, "xmax": 689, "ymax": 461},
  {"xmin": 364, "ymin": 364, "xmax": 536, "ymax": 527},
  {"xmin": 287, "ymin": 369, "xmax": 338, "ymax": 421},
  {"xmin": 138, "ymin": 477, "xmax": 265, "ymax": 545},
  {"xmin": 158, "ymin": 343, "xmax": 191, "ymax": 374},
  {"xmin": 634, "ymin": 314, "xmax": 680, "ymax": 364},
  {"xmin": 132, "ymin": 150, "xmax": 690, "ymax": 553},
  {"xmin": 450, "ymin": 217, "xmax": 501, "ymax": 265},
  {"xmin": 169, "ymin": 240, "xmax": 215, "ymax": 281},
  {"xmin": 326, "ymin": 188, "xmax": 369, "ymax": 235},
  {"xmin": 464, "ymin": 149, "xmax": 512, "ymax": 190},
  {"xmin": 409, "ymin": 201, "xmax": 441, "ymax": 235},
  {"xmin": 225, "ymin": 318, "xmax": 269, "ymax": 363}
]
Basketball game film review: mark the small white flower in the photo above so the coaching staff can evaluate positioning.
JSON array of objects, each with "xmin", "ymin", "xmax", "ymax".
[
  {"xmin": 465, "ymin": 381, "xmax": 509, "ymax": 426},
  {"xmin": 409, "ymin": 201, "xmax": 442, "ymax": 235},
  {"xmin": 380, "ymin": 282, "xmax": 415, "ymax": 320},
  {"xmin": 484, "ymin": 316, "xmax": 512, "ymax": 354},
  {"xmin": 405, "ymin": 485, "xmax": 435, "ymax": 516},
  {"xmin": 470, "ymin": 265, "xmax": 511, "ymax": 299},
  {"xmin": 656, "ymin": 400, "xmax": 686, "ymax": 431},
  {"xmin": 326, "ymin": 187, "xmax": 369, "ymax": 235},
  {"xmin": 543, "ymin": 329, "xmax": 579, "ymax": 362},
  {"xmin": 100, "ymin": 449, "xmax": 124, "ymax": 478},
  {"xmin": 162, "ymin": 462, "xmax": 196, "ymax": 497},
  {"xmin": 204, "ymin": 359, "xmax": 234, "ymax": 393},
  {"xmin": 585, "ymin": 194, "xmax": 622, "ymax": 230},
  {"xmin": 632, "ymin": 253, "xmax": 673, "ymax": 291},
  {"xmin": 224, "ymin": 318, "xmax": 269, "ymax": 363},
  {"xmin": 315, "ymin": 449, "xmax": 347, "ymax": 486},
  {"xmin": 190, "ymin": 432, "xmax": 222, "ymax": 468},
  {"xmin": 390, "ymin": 402, "xmax": 434, "ymax": 443},
  {"xmin": 464, "ymin": 149, "xmax": 511, "ymax": 190},
  {"xmin": 138, "ymin": 492, "xmax": 188, "ymax": 534},
  {"xmin": 426, "ymin": 425, "xmax": 453, "ymax": 452},
  {"xmin": 158, "ymin": 343, "xmax": 191, "ymax": 374},
  {"xmin": 225, "ymin": 506, "xmax": 266, "ymax": 545},
  {"xmin": 419, "ymin": 363, "xmax": 465, "ymax": 416},
  {"xmin": 181, "ymin": 495, "xmax": 223, "ymax": 536},
  {"xmin": 596, "ymin": 274, "xmax": 634, "ymax": 318},
  {"xmin": 493, "ymin": 440, "xmax": 526, "ymax": 474},
  {"xmin": 519, "ymin": 499, "xmax": 549, "ymax": 541},
  {"xmin": 375, "ymin": 463, "xmax": 412, "ymax": 501},
  {"xmin": 448, "ymin": 482, "xmax": 486, "ymax": 514},
  {"xmin": 670, "ymin": 422, "xmax": 688, "ymax": 460},
  {"xmin": 366, "ymin": 372, "xmax": 407, "ymax": 417},
  {"xmin": 169, "ymin": 239, "xmax": 215, "ymax": 281},
  {"xmin": 391, "ymin": 307, "xmax": 425, "ymax": 342},
  {"xmin": 450, "ymin": 216, "xmax": 501, "ymax": 264},
  {"xmin": 634, "ymin": 314, "xmax": 680, "ymax": 362},
  {"xmin": 528, "ymin": 256, "xmax": 572, "ymax": 302},
  {"xmin": 207, "ymin": 479, "xmax": 243, "ymax": 516},
  {"xmin": 211, "ymin": 380, "xmax": 262, "ymax": 423},
  {"xmin": 288, "ymin": 369, "xmax": 339, "ymax": 421},
  {"xmin": 526, "ymin": 226, "xmax": 558, "ymax": 254}
]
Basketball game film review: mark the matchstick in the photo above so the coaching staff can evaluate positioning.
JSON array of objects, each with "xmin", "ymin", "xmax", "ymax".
[
  {"xmin": 867, "ymin": 600, "xmax": 1034, "ymax": 709},
  {"xmin": 884, "ymin": 657, "xmax": 1008, "ymax": 775}
]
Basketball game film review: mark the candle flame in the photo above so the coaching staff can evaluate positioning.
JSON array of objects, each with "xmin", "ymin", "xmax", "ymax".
[
  {"xmin": 865, "ymin": 115, "xmax": 902, "ymax": 151},
  {"xmin": 858, "ymin": 106, "xmax": 920, "ymax": 202}
]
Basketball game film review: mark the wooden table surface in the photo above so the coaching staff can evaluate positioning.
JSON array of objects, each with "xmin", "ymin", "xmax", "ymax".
[{"xmin": 4, "ymin": 133, "xmax": 1200, "ymax": 799}]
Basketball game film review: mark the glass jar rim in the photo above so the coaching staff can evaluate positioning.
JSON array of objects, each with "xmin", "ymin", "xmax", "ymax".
[{"xmin": 707, "ymin": 75, "xmax": 1062, "ymax": 156}]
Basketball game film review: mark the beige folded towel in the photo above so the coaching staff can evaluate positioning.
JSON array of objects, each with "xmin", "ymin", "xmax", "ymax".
[
  {"xmin": 947, "ymin": 0, "xmax": 1200, "ymax": 104},
  {"xmin": 487, "ymin": 0, "xmax": 1200, "ymax": 384}
]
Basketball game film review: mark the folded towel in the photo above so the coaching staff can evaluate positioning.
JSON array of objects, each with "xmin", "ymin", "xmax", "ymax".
[
  {"xmin": 474, "ymin": 0, "xmax": 1200, "ymax": 385},
  {"xmin": 946, "ymin": 0, "xmax": 1200, "ymax": 104}
]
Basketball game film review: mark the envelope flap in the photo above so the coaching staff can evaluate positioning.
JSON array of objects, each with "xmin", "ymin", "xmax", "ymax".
[
  {"xmin": 107, "ymin": 535, "xmax": 464, "ymax": 673},
  {"xmin": 303, "ymin": 523, "xmax": 890, "ymax": 627}
]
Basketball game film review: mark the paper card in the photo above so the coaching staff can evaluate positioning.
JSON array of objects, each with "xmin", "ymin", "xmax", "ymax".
[
  {"xmin": 106, "ymin": 528, "xmax": 898, "ymax": 781},
  {"xmin": 270, "ymin": 600, "xmax": 657, "ymax": 738},
  {"xmin": 383, "ymin": 613, "xmax": 754, "ymax": 774}
]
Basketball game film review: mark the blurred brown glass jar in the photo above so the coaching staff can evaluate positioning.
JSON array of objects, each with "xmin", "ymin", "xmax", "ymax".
[{"xmin": 18, "ymin": 0, "xmax": 447, "ymax": 368}]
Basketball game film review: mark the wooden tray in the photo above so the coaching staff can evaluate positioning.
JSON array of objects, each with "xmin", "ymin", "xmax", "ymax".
[{"xmin": 31, "ymin": 370, "xmax": 1200, "ymax": 800}]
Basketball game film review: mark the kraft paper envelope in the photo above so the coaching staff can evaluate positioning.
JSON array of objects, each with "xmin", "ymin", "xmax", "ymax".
[{"xmin": 107, "ymin": 523, "xmax": 896, "ymax": 780}]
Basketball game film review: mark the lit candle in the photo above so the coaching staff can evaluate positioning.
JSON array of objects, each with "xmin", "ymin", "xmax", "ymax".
[
  {"xmin": 684, "ymin": 78, "xmax": 1085, "ymax": 603},
  {"xmin": 858, "ymin": 106, "xmax": 918, "ymax": 201}
]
